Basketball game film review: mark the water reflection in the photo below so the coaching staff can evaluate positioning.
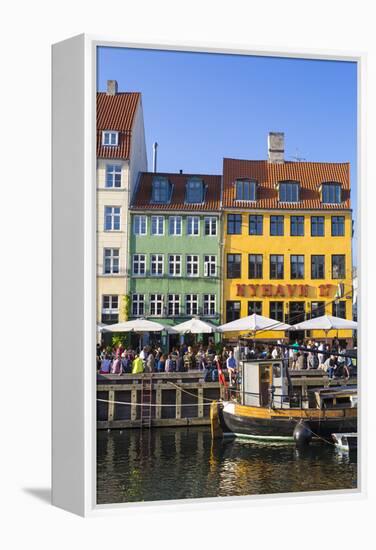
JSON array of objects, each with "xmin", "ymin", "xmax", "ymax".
[{"xmin": 97, "ymin": 427, "xmax": 357, "ymax": 505}]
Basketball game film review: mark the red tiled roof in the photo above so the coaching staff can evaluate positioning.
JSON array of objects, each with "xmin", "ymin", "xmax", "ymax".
[
  {"xmin": 223, "ymin": 159, "xmax": 351, "ymax": 210},
  {"xmin": 131, "ymin": 172, "xmax": 222, "ymax": 211},
  {"xmin": 96, "ymin": 92, "xmax": 140, "ymax": 160}
]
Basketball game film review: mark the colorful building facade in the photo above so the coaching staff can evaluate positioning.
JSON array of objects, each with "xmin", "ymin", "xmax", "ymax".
[
  {"xmin": 129, "ymin": 172, "xmax": 222, "ymax": 330},
  {"xmin": 96, "ymin": 81, "xmax": 147, "ymax": 325},
  {"xmin": 221, "ymin": 133, "xmax": 353, "ymax": 341}
]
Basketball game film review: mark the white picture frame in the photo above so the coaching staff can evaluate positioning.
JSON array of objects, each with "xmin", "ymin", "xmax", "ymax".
[{"xmin": 52, "ymin": 34, "xmax": 366, "ymax": 517}]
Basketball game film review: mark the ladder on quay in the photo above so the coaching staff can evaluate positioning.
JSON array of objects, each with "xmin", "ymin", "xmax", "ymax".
[{"xmin": 140, "ymin": 374, "xmax": 153, "ymax": 429}]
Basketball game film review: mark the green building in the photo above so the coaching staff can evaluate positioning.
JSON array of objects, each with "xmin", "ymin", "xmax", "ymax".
[{"xmin": 129, "ymin": 172, "xmax": 222, "ymax": 338}]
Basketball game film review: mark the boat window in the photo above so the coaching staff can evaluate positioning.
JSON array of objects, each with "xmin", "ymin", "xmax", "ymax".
[{"xmin": 273, "ymin": 364, "xmax": 281, "ymax": 378}]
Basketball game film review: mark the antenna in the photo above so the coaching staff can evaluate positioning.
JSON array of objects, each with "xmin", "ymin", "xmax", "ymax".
[{"xmin": 290, "ymin": 148, "xmax": 306, "ymax": 162}]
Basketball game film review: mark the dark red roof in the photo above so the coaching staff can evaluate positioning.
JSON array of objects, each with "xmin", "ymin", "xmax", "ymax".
[
  {"xmin": 131, "ymin": 172, "xmax": 222, "ymax": 211},
  {"xmin": 223, "ymin": 159, "xmax": 351, "ymax": 210},
  {"xmin": 96, "ymin": 92, "xmax": 140, "ymax": 160}
]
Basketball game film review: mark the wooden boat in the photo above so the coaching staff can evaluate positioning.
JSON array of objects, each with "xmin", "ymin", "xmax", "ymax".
[{"xmin": 210, "ymin": 359, "xmax": 357, "ymax": 443}]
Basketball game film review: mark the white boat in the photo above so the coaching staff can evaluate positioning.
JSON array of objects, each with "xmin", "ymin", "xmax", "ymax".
[{"xmin": 331, "ymin": 432, "xmax": 357, "ymax": 451}]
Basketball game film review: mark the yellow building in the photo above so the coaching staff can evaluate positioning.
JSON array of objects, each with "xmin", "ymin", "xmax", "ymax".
[{"xmin": 222, "ymin": 133, "xmax": 353, "ymax": 342}]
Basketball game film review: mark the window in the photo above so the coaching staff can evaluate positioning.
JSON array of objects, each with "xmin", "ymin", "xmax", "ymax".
[
  {"xmin": 311, "ymin": 216, "xmax": 325, "ymax": 237},
  {"xmin": 290, "ymin": 216, "xmax": 304, "ymax": 236},
  {"xmin": 132, "ymin": 294, "xmax": 145, "ymax": 317},
  {"xmin": 248, "ymin": 254, "xmax": 263, "ymax": 279},
  {"xmin": 248, "ymin": 301, "xmax": 262, "ymax": 315},
  {"xmin": 186, "ymin": 294, "xmax": 198, "ymax": 316},
  {"xmin": 235, "ymin": 179, "xmax": 257, "ymax": 201},
  {"xmin": 151, "ymin": 216, "xmax": 164, "ymax": 236},
  {"xmin": 270, "ymin": 302, "xmax": 284, "ymax": 322},
  {"xmin": 227, "ymin": 254, "xmax": 241, "ymax": 278},
  {"xmin": 133, "ymin": 215, "xmax": 147, "ymax": 235},
  {"xmin": 279, "ymin": 181, "xmax": 299, "ymax": 202},
  {"xmin": 270, "ymin": 255, "xmax": 284, "ymax": 279},
  {"xmin": 332, "ymin": 301, "xmax": 346, "ymax": 319},
  {"xmin": 150, "ymin": 294, "xmax": 164, "ymax": 316},
  {"xmin": 152, "ymin": 177, "xmax": 170, "ymax": 203},
  {"xmin": 226, "ymin": 301, "xmax": 241, "ymax": 323},
  {"xmin": 187, "ymin": 216, "xmax": 200, "ymax": 236},
  {"xmin": 101, "ymin": 295, "xmax": 119, "ymax": 323},
  {"xmin": 186, "ymin": 255, "xmax": 199, "ymax": 277},
  {"xmin": 249, "ymin": 215, "xmax": 263, "ymax": 235},
  {"xmin": 105, "ymin": 164, "xmax": 122, "ymax": 188},
  {"xmin": 227, "ymin": 214, "xmax": 242, "ymax": 234},
  {"xmin": 204, "ymin": 216, "xmax": 217, "ymax": 236},
  {"xmin": 270, "ymin": 215, "xmax": 284, "ymax": 236},
  {"xmin": 203, "ymin": 294, "xmax": 216, "ymax": 316},
  {"xmin": 311, "ymin": 255, "xmax": 325, "ymax": 279},
  {"xmin": 151, "ymin": 254, "xmax": 164, "ymax": 276},
  {"xmin": 103, "ymin": 248, "xmax": 119, "ymax": 275},
  {"xmin": 311, "ymin": 301, "xmax": 325, "ymax": 318},
  {"xmin": 186, "ymin": 178, "xmax": 204, "ymax": 203},
  {"xmin": 168, "ymin": 255, "xmax": 181, "ymax": 276},
  {"xmin": 332, "ymin": 216, "xmax": 345, "ymax": 236},
  {"xmin": 102, "ymin": 131, "xmax": 118, "ymax": 146},
  {"xmin": 332, "ymin": 255, "xmax": 345, "ymax": 279},
  {"xmin": 289, "ymin": 302, "xmax": 305, "ymax": 324},
  {"xmin": 168, "ymin": 294, "xmax": 180, "ymax": 316},
  {"xmin": 204, "ymin": 255, "xmax": 216, "ymax": 277},
  {"xmin": 322, "ymin": 183, "xmax": 341, "ymax": 204},
  {"xmin": 291, "ymin": 255, "xmax": 304, "ymax": 279},
  {"xmin": 169, "ymin": 216, "xmax": 182, "ymax": 236},
  {"xmin": 132, "ymin": 254, "xmax": 146, "ymax": 276},
  {"xmin": 104, "ymin": 206, "xmax": 121, "ymax": 231}
]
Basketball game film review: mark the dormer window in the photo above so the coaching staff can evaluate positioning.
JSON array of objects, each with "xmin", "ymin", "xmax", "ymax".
[
  {"xmin": 321, "ymin": 182, "xmax": 342, "ymax": 204},
  {"xmin": 152, "ymin": 176, "xmax": 171, "ymax": 203},
  {"xmin": 102, "ymin": 131, "xmax": 119, "ymax": 146},
  {"xmin": 235, "ymin": 179, "xmax": 257, "ymax": 201},
  {"xmin": 278, "ymin": 181, "xmax": 300, "ymax": 202},
  {"xmin": 186, "ymin": 177, "xmax": 204, "ymax": 204}
]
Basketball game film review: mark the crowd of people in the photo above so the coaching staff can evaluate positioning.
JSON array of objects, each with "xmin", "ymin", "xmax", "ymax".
[
  {"xmin": 97, "ymin": 337, "xmax": 355, "ymax": 382},
  {"xmin": 97, "ymin": 342, "xmax": 240, "ymax": 385}
]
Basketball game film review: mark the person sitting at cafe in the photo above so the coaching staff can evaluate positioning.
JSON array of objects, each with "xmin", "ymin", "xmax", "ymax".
[
  {"xmin": 184, "ymin": 346, "xmax": 195, "ymax": 370},
  {"xmin": 132, "ymin": 354, "xmax": 144, "ymax": 374},
  {"xmin": 323, "ymin": 354, "xmax": 337, "ymax": 378}
]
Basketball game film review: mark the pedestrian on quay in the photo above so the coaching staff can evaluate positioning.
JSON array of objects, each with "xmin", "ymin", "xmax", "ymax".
[
  {"xmin": 132, "ymin": 354, "xmax": 144, "ymax": 374},
  {"xmin": 226, "ymin": 350, "xmax": 237, "ymax": 386},
  {"xmin": 145, "ymin": 351, "xmax": 155, "ymax": 373}
]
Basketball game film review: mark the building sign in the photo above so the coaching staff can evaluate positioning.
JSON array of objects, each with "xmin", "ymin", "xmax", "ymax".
[{"xmin": 235, "ymin": 283, "xmax": 335, "ymax": 298}]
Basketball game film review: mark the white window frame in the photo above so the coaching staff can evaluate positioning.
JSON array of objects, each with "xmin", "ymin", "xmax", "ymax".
[
  {"xmin": 185, "ymin": 294, "xmax": 199, "ymax": 316},
  {"xmin": 102, "ymin": 131, "xmax": 119, "ymax": 146},
  {"xmin": 151, "ymin": 215, "xmax": 165, "ymax": 236},
  {"xmin": 168, "ymin": 254, "xmax": 182, "ymax": 276},
  {"xmin": 167, "ymin": 294, "xmax": 180, "ymax": 317},
  {"xmin": 101, "ymin": 295, "xmax": 119, "ymax": 322},
  {"xmin": 104, "ymin": 206, "xmax": 121, "ymax": 231},
  {"xmin": 150, "ymin": 254, "xmax": 164, "ymax": 276},
  {"xmin": 132, "ymin": 294, "xmax": 145, "ymax": 317},
  {"xmin": 133, "ymin": 215, "xmax": 147, "ymax": 236},
  {"xmin": 103, "ymin": 248, "xmax": 120, "ymax": 275},
  {"xmin": 105, "ymin": 164, "xmax": 122, "ymax": 188},
  {"xmin": 204, "ymin": 216, "xmax": 217, "ymax": 236},
  {"xmin": 132, "ymin": 254, "xmax": 146, "ymax": 276},
  {"xmin": 169, "ymin": 216, "xmax": 182, "ymax": 236},
  {"xmin": 187, "ymin": 216, "xmax": 200, "ymax": 236},
  {"xmin": 203, "ymin": 294, "xmax": 216, "ymax": 317},
  {"xmin": 186, "ymin": 255, "xmax": 199, "ymax": 277},
  {"xmin": 150, "ymin": 294, "xmax": 164, "ymax": 317},
  {"xmin": 204, "ymin": 255, "xmax": 216, "ymax": 277}
]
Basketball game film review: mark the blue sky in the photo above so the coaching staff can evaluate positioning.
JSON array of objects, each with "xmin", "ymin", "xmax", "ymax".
[{"xmin": 97, "ymin": 47, "xmax": 357, "ymax": 263}]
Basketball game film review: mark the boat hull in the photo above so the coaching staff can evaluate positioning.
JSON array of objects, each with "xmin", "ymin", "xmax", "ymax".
[{"xmin": 219, "ymin": 402, "xmax": 357, "ymax": 442}]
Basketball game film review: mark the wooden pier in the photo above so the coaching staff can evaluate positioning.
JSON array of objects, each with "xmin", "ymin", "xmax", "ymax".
[{"xmin": 97, "ymin": 369, "xmax": 356, "ymax": 430}]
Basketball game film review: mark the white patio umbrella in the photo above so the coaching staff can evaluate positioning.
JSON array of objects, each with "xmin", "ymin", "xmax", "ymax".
[
  {"xmin": 289, "ymin": 314, "xmax": 357, "ymax": 331},
  {"xmin": 172, "ymin": 317, "xmax": 219, "ymax": 334},
  {"xmin": 218, "ymin": 313, "xmax": 291, "ymax": 337},
  {"xmin": 103, "ymin": 318, "xmax": 177, "ymax": 333}
]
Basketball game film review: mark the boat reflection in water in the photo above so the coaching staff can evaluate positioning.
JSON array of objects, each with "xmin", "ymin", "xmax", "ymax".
[{"xmin": 97, "ymin": 427, "xmax": 357, "ymax": 505}]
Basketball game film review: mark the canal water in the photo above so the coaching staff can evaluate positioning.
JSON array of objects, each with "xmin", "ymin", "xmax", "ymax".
[{"xmin": 97, "ymin": 427, "xmax": 357, "ymax": 504}]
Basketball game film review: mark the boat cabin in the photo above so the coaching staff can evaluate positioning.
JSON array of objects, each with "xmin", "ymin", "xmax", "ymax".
[{"xmin": 240, "ymin": 359, "xmax": 289, "ymax": 408}]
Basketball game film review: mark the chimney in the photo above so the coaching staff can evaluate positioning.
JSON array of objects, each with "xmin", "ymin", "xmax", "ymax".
[
  {"xmin": 179, "ymin": 169, "xmax": 183, "ymax": 174},
  {"xmin": 107, "ymin": 80, "xmax": 118, "ymax": 96},
  {"xmin": 153, "ymin": 142, "xmax": 158, "ymax": 173},
  {"xmin": 268, "ymin": 132, "xmax": 285, "ymax": 163}
]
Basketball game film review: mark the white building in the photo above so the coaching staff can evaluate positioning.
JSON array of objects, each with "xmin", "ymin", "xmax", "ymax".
[{"xmin": 97, "ymin": 80, "xmax": 147, "ymax": 324}]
